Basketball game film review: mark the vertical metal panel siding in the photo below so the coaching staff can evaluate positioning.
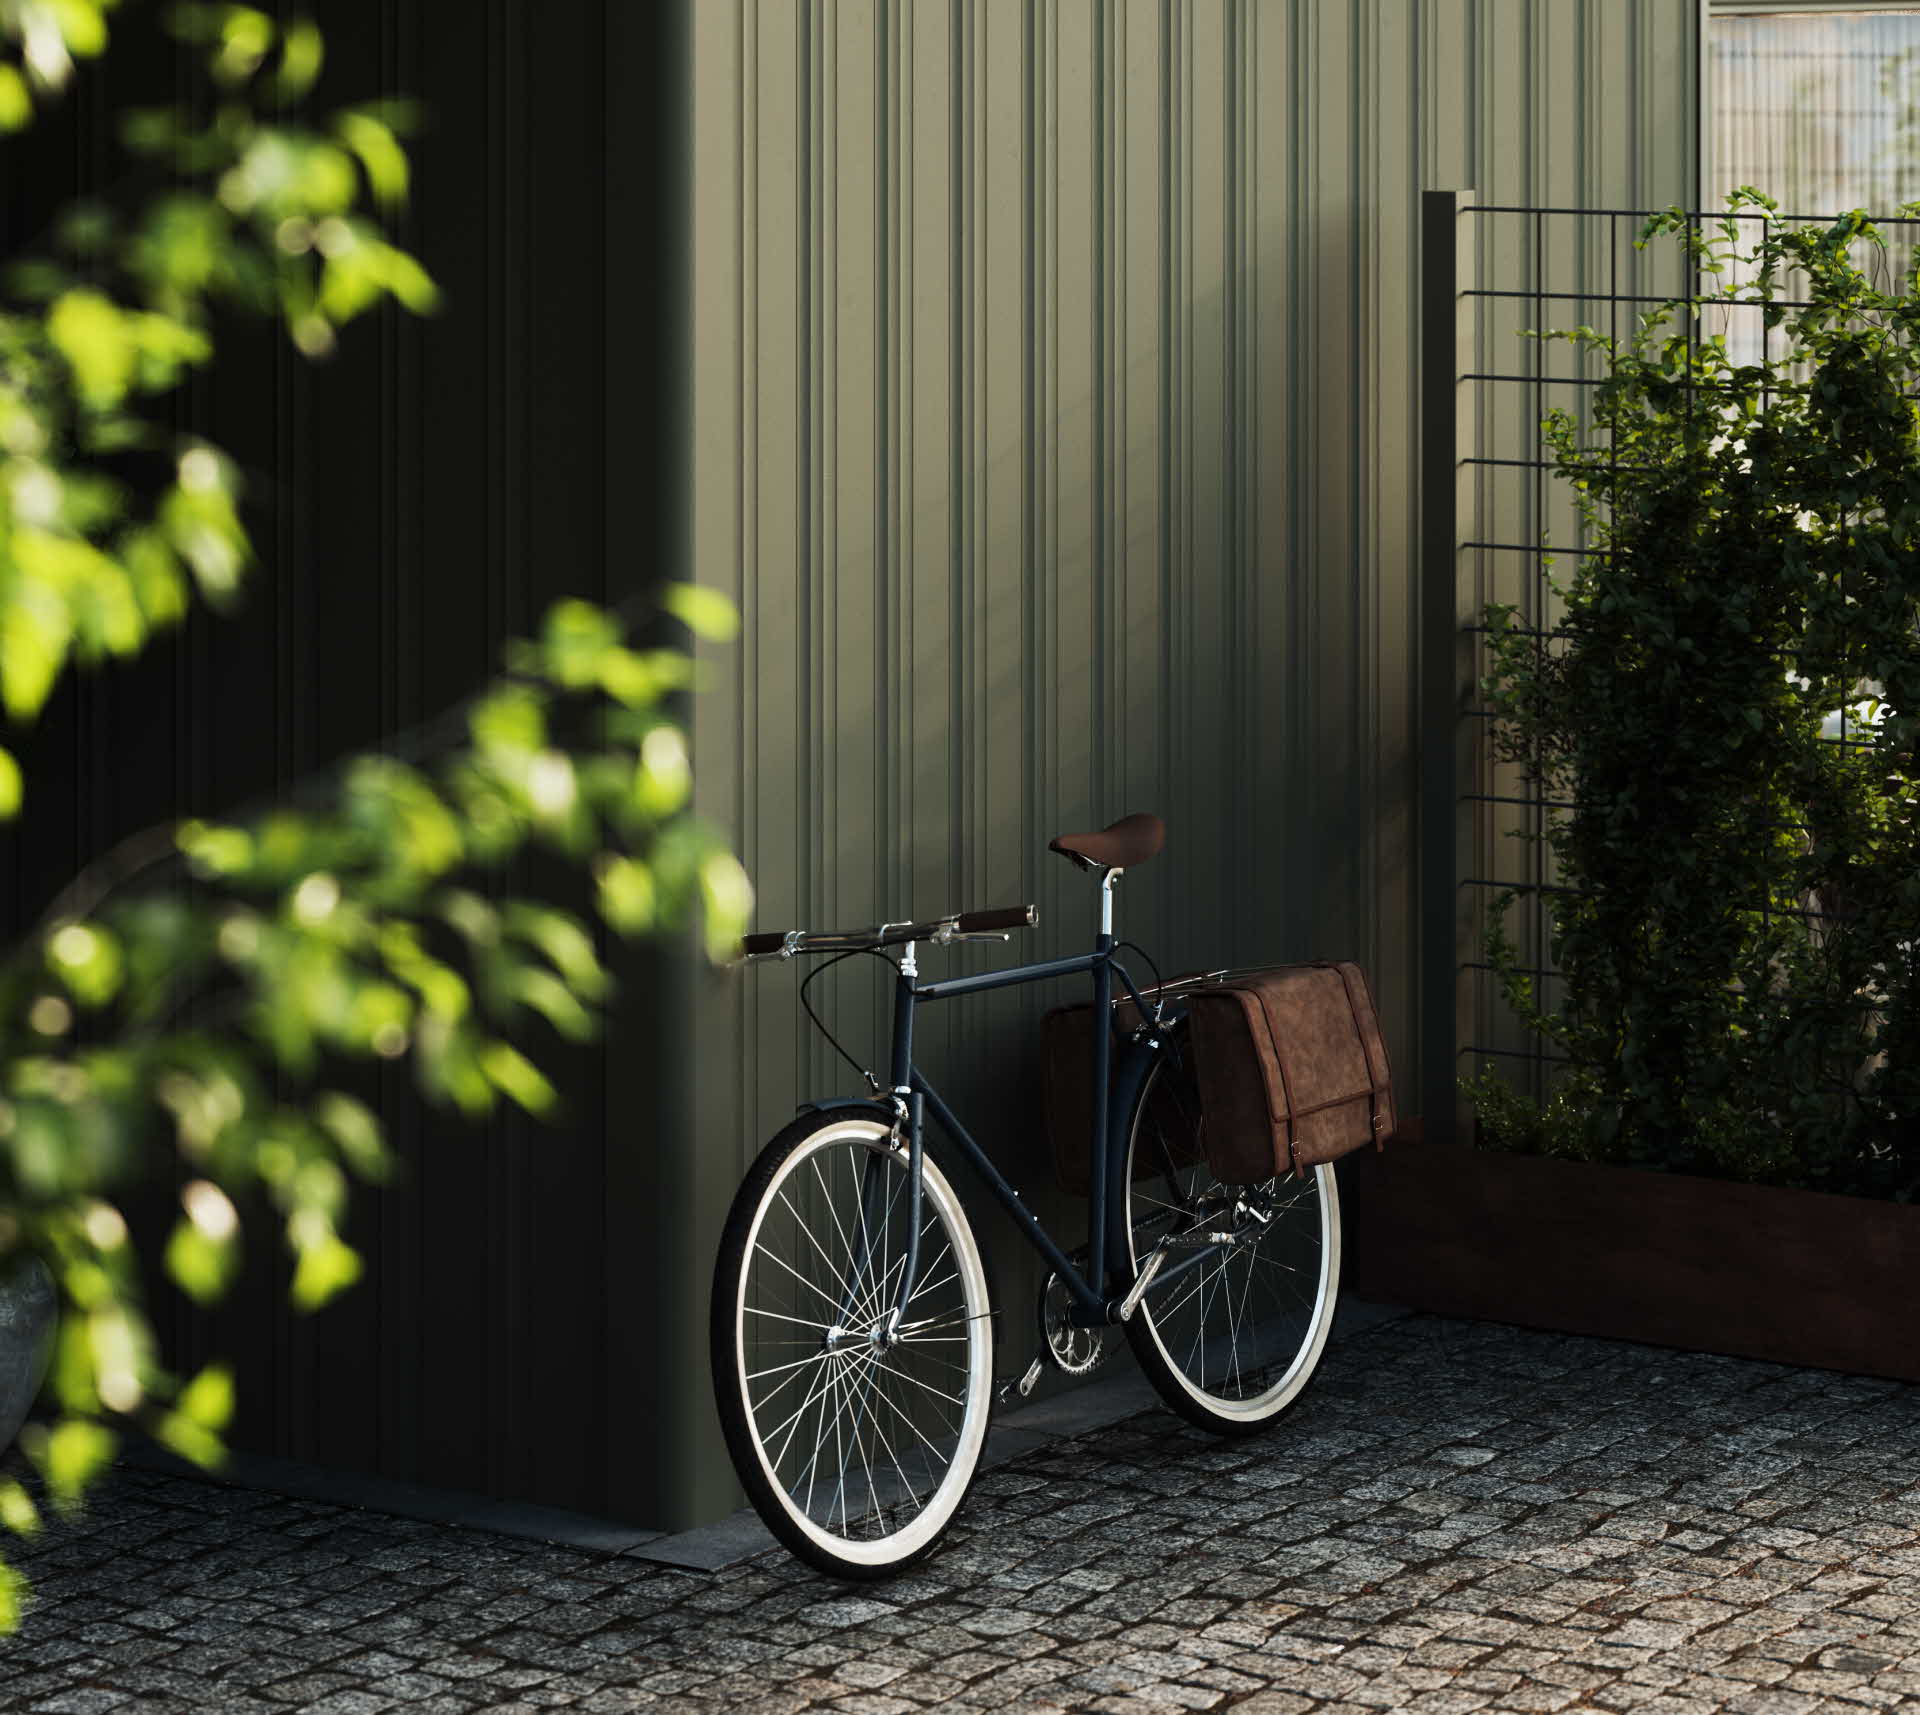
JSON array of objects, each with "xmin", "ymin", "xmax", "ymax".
[{"xmin": 679, "ymin": 0, "xmax": 1699, "ymax": 1525}]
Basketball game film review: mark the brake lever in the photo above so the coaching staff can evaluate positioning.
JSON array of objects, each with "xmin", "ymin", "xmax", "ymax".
[{"xmin": 929, "ymin": 920, "xmax": 1012, "ymax": 946}]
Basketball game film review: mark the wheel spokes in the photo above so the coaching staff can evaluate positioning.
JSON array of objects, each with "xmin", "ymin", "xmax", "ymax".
[
  {"xmin": 739, "ymin": 1135, "xmax": 982, "ymax": 1545},
  {"xmin": 1129, "ymin": 1081, "xmax": 1330, "ymax": 1406}
]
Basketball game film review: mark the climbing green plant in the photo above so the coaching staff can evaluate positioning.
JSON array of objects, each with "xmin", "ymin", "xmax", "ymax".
[
  {"xmin": 0, "ymin": 4, "xmax": 749, "ymax": 1629},
  {"xmin": 1475, "ymin": 191, "xmax": 1920, "ymax": 1200}
]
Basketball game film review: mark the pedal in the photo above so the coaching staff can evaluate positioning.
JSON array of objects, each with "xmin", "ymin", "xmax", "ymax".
[{"xmin": 994, "ymin": 1357, "xmax": 1046, "ymax": 1409}]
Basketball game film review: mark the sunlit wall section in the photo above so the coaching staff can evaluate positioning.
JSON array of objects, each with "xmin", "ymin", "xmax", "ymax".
[{"xmin": 674, "ymin": 0, "xmax": 1699, "ymax": 1530}]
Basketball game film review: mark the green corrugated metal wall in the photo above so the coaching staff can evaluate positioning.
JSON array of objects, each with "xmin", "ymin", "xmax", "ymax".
[
  {"xmin": 666, "ymin": 0, "xmax": 1702, "ymax": 1528},
  {"xmin": 0, "ymin": 0, "xmax": 1706, "ymax": 1539}
]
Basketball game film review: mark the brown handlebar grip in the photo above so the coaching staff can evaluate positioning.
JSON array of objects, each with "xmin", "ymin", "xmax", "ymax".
[
  {"xmin": 741, "ymin": 931, "xmax": 791, "ymax": 956},
  {"xmin": 955, "ymin": 904, "xmax": 1038, "ymax": 934}
]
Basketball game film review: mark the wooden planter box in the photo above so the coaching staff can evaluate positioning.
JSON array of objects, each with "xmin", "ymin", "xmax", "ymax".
[{"xmin": 1340, "ymin": 1128, "xmax": 1920, "ymax": 1382}]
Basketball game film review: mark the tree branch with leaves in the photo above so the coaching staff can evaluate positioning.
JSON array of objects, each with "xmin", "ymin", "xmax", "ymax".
[{"xmin": 0, "ymin": 1, "xmax": 749, "ymax": 1628}]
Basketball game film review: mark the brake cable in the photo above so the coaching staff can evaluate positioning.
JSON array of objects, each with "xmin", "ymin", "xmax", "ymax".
[
  {"xmin": 1114, "ymin": 938, "xmax": 1167, "ymax": 1023},
  {"xmin": 798, "ymin": 948, "xmax": 901, "ymax": 1091}
]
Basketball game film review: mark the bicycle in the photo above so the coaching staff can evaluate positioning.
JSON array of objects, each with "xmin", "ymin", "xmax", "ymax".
[{"xmin": 710, "ymin": 813, "xmax": 1343, "ymax": 1578}]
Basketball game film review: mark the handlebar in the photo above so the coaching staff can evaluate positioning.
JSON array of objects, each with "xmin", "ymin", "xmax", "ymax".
[
  {"xmin": 741, "ymin": 931, "xmax": 798, "ymax": 957},
  {"xmin": 740, "ymin": 904, "xmax": 1038, "ymax": 962},
  {"xmin": 955, "ymin": 905, "xmax": 1038, "ymax": 935}
]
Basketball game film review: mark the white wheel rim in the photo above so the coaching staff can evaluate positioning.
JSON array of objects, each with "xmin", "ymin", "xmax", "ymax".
[
  {"xmin": 732, "ymin": 1119, "xmax": 993, "ymax": 1567},
  {"xmin": 1127, "ymin": 1070, "xmax": 1341, "ymax": 1422}
]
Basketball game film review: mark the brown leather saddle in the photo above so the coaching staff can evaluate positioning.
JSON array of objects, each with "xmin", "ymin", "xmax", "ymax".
[{"xmin": 1048, "ymin": 812, "xmax": 1165, "ymax": 873}]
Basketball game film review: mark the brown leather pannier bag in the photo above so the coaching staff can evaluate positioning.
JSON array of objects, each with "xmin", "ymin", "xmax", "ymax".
[{"xmin": 1185, "ymin": 962, "xmax": 1394, "ymax": 1183}]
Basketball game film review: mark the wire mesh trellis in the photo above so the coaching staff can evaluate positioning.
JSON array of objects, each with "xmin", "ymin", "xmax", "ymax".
[{"xmin": 1418, "ymin": 190, "xmax": 1911, "ymax": 1147}]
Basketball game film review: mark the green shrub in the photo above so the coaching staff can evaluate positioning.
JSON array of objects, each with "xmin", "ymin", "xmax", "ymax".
[{"xmin": 1472, "ymin": 193, "xmax": 1920, "ymax": 1202}]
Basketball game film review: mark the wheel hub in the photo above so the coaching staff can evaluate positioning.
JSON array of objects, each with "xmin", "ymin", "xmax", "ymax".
[{"xmin": 822, "ymin": 1321, "xmax": 893, "ymax": 1353}]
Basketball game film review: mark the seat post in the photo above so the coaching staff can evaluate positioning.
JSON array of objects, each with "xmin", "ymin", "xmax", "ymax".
[{"xmin": 1100, "ymin": 868, "xmax": 1123, "ymax": 939}]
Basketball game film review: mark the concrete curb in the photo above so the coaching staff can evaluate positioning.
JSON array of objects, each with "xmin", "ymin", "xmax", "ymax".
[
  {"xmin": 115, "ymin": 1441, "xmax": 668, "ymax": 1556},
  {"xmin": 113, "ymin": 1297, "xmax": 1411, "ymax": 1570}
]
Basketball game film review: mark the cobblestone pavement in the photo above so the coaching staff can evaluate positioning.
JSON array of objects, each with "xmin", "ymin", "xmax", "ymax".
[{"xmin": 2, "ymin": 1313, "xmax": 1918, "ymax": 1714}]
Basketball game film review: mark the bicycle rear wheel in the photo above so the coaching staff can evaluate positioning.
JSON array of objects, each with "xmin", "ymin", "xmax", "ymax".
[
  {"xmin": 711, "ymin": 1111, "xmax": 994, "ymax": 1578},
  {"xmin": 1116, "ymin": 1042, "xmax": 1341, "ymax": 1433}
]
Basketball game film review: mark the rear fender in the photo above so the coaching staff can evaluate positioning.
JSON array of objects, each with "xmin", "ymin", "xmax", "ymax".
[{"xmin": 797, "ymin": 1096, "xmax": 897, "ymax": 1125}]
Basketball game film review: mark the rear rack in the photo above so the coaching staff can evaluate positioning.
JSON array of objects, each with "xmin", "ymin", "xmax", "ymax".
[{"xmin": 1095, "ymin": 967, "xmax": 1268, "ymax": 1007}]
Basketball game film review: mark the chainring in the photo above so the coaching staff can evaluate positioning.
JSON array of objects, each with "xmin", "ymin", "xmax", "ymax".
[{"xmin": 1037, "ymin": 1266, "xmax": 1107, "ymax": 1377}]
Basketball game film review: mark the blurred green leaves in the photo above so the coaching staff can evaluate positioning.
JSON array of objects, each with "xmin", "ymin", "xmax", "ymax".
[
  {"xmin": 153, "ymin": 1363, "xmax": 233, "ymax": 1465},
  {"xmin": 0, "ymin": 0, "xmax": 750, "ymax": 1640},
  {"xmin": 0, "ymin": 2, "xmax": 114, "ymax": 129},
  {"xmin": 0, "ymin": 3, "xmax": 436, "ymax": 760},
  {"xmin": 45, "ymin": 922, "xmax": 119, "ymax": 1007},
  {"xmin": 663, "ymin": 581, "xmax": 741, "ymax": 643}
]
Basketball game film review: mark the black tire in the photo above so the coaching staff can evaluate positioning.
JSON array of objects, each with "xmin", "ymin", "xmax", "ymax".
[
  {"xmin": 711, "ymin": 1109, "xmax": 995, "ymax": 1578},
  {"xmin": 1113, "ymin": 1040, "xmax": 1342, "ymax": 1434}
]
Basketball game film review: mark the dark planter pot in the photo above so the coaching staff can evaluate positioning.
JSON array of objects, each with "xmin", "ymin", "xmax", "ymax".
[
  {"xmin": 0, "ymin": 1260, "xmax": 56, "ymax": 1453},
  {"xmin": 1341, "ymin": 1131, "xmax": 1920, "ymax": 1381}
]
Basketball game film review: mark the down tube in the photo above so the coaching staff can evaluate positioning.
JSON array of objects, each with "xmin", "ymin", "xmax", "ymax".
[{"xmin": 909, "ymin": 1074, "xmax": 1107, "ymax": 1319}]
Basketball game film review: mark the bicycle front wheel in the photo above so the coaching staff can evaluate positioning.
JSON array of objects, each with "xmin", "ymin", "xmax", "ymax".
[
  {"xmin": 1117, "ymin": 1044, "xmax": 1341, "ymax": 1433},
  {"xmin": 711, "ymin": 1111, "xmax": 994, "ymax": 1578}
]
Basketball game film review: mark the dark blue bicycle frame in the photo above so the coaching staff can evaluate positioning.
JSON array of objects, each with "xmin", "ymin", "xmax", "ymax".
[{"xmin": 816, "ymin": 931, "xmax": 1223, "ymax": 1331}]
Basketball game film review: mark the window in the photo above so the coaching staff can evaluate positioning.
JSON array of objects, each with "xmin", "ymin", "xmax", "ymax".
[{"xmin": 1709, "ymin": 3, "xmax": 1920, "ymax": 212}]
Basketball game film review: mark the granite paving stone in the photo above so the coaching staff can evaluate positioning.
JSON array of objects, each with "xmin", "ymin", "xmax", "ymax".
[{"xmin": 1, "ymin": 1317, "xmax": 1918, "ymax": 1711}]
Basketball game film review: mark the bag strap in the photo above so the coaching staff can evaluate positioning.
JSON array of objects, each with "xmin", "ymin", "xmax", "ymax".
[{"xmin": 1329, "ymin": 962, "xmax": 1386, "ymax": 1151}]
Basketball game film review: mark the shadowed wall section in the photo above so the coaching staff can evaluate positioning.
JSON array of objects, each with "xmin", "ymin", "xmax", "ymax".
[
  {"xmin": 0, "ymin": 2, "xmax": 693, "ymax": 1528},
  {"xmin": 675, "ymin": 0, "xmax": 1699, "ymax": 1527}
]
